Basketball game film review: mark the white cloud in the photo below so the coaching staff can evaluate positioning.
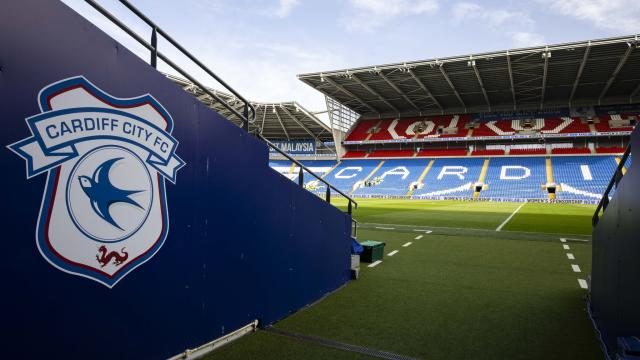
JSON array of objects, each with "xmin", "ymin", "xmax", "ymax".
[
  {"xmin": 273, "ymin": 0, "xmax": 300, "ymax": 18},
  {"xmin": 537, "ymin": 0, "xmax": 640, "ymax": 33},
  {"xmin": 511, "ymin": 32, "xmax": 547, "ymax": 47},
  {"xmin": 452, "ymin": 2, "xmax": 545, "ymax": 47},
  {"xmin": 171, "ymin": 40, "xmax": 344, "ymax": 112},
  {"xmin": 452, "ymin": 2, "xmax": 533, "ymax": 29},
  {"xmin": 344, "ymin": 0, "xmax": 439, "ymax": 31}
]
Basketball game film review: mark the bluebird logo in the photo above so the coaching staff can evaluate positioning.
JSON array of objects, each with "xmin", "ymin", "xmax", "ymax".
[
  {"xmin": 78, "ymin": 157, "xmax": 145, "ymax": 230},
  {"xmin": 8, "ymin": 76, "xmax": 185, "ymax": 287}
]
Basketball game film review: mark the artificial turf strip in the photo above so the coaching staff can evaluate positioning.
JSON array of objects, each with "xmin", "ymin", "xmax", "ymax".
[
  {"xmin": 338, "ymin": 199, "xmax": 522, "ymax": 230},
  {"xmin": 336, "ymin": 199, "xmax": 595, "ymax": 235},
  {"xmin": 264, "ymin": 327, "xmax": 420, "ymax": 360},
  {"xmin": 202, "ymin": 330, "xmax": 376, "ymax": 360},
  {"xmin": 273, "ymin": 230, "xmax": 601, "ymax": 360}
]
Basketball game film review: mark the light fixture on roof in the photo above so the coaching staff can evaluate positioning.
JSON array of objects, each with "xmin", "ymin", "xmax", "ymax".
[
  {"xmin": 542, "ymin": 48, "xmax": 551, "ymax": 59},
  {"xmin": 272, "ymin": 105, "xmax": 276, "ymax": 114},
  {"xmin": 320, "ymin": 73, "xmax": 325, "ymax": 82}
]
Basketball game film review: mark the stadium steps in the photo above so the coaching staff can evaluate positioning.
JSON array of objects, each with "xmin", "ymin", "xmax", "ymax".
[
  {"xmin": 364, "ymin": 120, "xmax": 383, "ymax": 141},
  {"xmin": 473, "ymin": 159, "xmax": 490, "ymax": 198},
  {"xmin": 407, "ymin": 159, "xmax": 434, "ymax": 196},
  {"xmin": 614, "ymin": 157, "xmax": 628, "ymax": 175},
  {"xmin": 546, "ymin": 158, "xmax": 556, "ymax": 200},
  {"xmin": 350, "ymin": 160, "xmax": 385, "ymax": 195},
  {"xmin": 321, "ymin": 161, "xmax": 342, "ymax": 179}
]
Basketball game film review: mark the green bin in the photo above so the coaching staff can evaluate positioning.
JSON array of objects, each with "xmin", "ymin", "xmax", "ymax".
[{"xmin": 360, "ymin": 240, "xmax": 385, "ymax": 263}]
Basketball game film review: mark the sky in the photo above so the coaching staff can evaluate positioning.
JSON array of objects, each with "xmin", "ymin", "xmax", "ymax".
[{"xmin": 62, "ymin": 0, "xmax": 640, "ymax": 114}]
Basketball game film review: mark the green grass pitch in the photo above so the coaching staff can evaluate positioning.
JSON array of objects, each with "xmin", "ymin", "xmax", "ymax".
[{"xmin": 206, "ymin": 199, "xmax": 601, "ymax": 359}]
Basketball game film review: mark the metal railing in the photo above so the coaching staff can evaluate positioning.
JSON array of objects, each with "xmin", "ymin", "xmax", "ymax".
[
  {"xmin": 592, "ymin": 145, "xmax": 631, "ymax": 227},
  {"xmin": 84, "ymin": 0, "xmax": 255, "ymax": 130},
  {"xmin": 84, "ymin": 0, "xmax": 358, "ymax": 216},
  {"xmin": 260, "ymin": 135, "xmax": 358, "ymax": 214}
]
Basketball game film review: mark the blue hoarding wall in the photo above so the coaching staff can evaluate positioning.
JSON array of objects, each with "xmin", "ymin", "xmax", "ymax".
[
  {"xmin": 591, "ymin": 126, "xmax": 640, "ymax": 355},
  {"xmin": 269, "ymin": 140, "xmax": 316, "ymax": 154},
  {"xmin": 0, "ymin": 1, "xmax": 351, "ymax": 359}
]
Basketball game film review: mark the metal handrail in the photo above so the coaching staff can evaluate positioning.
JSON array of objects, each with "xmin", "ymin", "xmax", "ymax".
[
  {"xmin": 259, "ymin": 134, "xmax": 358, "ymax": 214},
  {"xmin": 84, "ymin": 0, "xmax": 357, "ymax": 216},
  {"xmin": 592, "ymin": 145, "xmax": 631, "ymax": 227},
  {"xmin": 84, "ymin": 0, "xmax": 256, "ymax": 129}
]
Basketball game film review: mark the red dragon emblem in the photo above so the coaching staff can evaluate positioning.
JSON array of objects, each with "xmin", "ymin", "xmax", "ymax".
[{"xmin": 96, "ymin": 245, "xmax": 129, "ymax": 268}]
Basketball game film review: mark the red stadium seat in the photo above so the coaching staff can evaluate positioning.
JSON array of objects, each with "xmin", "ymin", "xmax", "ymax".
[{"xmin": 551, "ymin": 148, "xmax": 591, "ymax": 155}]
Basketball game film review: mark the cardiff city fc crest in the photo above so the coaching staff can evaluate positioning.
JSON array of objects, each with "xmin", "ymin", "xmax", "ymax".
[{"xmin": 8, "ymin": 76, "xmax": 185, "ymax": 288}]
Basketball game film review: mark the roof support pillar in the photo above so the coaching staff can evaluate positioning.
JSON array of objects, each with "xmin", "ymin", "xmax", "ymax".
[
  {"xmin": 540, "ymin": 47, "xmax": 550, "ymax": 108},
  {"xmin": 506, "ymin": 51, "xmax": 516, "ymax": 110},
  {"xmin": 323, "ymin": 76, "xmax": 379, "ymax": 114},
  {"xmin": 351, "ymin": 73, "xmax": 400, "ymax": 113},
  {"xmin": 378, "ymin": 71, "xmax": 420, "ymax": 111},
  {"xmin": 438, "ymin": 63, "xmax": 466, "ymax": 111},
  {"xmin": 599, "ymin": 43, "xmax": 634, "ymax": 104},
  {"xmin": 407, "ymin": 69, "xmax": 442, "ymax": 111},
  {"xmin": 469, "ymin": 57, "xmax": 491, "ymax": 111},
  {"xmin": 569, "ymin": 42, "xmax": 590, "ymax": 106},
  {"xmin": 272, "ymin": 106, "xmax": 290, "ymax": 140}
]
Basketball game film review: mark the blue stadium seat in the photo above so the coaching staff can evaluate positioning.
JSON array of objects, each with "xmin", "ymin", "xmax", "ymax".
[
  {"xmin": 553, "ymin": 156, "xmax": 618, "ymax": 201},
  {"xmin": 413, "ymin": 158, "xmax": 484, "ymax": 198},
  {"xmin": 270, "ymin": 156, "xmax": 619, "ymax": 203},
  {"xmin": 479, "ymin": 157, "xmax": 547, "ymax": 200},
  {"xmin": 354, "ymin": 159, "xmax": 431, "ymax": 196}
]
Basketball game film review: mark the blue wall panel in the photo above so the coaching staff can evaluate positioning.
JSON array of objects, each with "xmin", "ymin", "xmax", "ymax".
[{"xmin": 0, "ymin": 1, "xmax": 351, "ymax": 358}]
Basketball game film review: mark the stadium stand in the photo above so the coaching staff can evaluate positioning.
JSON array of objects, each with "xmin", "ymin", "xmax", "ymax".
[
  {"xmin": 353, "ymin": 159, "xmax": 430, "ymax": 196},
  {"xmin": 325, "ymin": 160, "xmax": 384, "ymax": 193},
  {"xmin": 596, "ymin": 146, "xmax": 625, "ymax": 154},
  {"xmin": 417, "ymin": 148, "xmax": 467, "ymax": 157},
  {"xmin": 343, "ymin": 150, "xmax": 368, "ymax": 158},
  {"xmin": 509, "ymin": 148, "xmax": 547, "ymax": 155},
  {"xmin": 551, "ymin": 148, "xmax": 592, "ymax": 155},
  {"xmin": 272, "ymin": 155, "xmax": 626, "ymax": 203},
  {"xmin": 369, "ymin": 149, "xmax": 415, "ymax": 158},
  {"xmin": 343, "ymin": 115, "xmax": 636, "ymax": 143},
  {"xmin": 553, "ymin": 156, "xmax": 618, "ymax": 201},
  {"xmin": 480, "ymin": 157, "xmax": 547, "ymax": 200},
  {"xmin": 472, "ymin": 149, "xmax": 505, "ymax": 156}
]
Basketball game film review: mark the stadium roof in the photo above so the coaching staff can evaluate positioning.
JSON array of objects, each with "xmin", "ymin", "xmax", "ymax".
[
  {"xmin": 298, "ymin": 34, "xmax": 640, "ymax": 119},
  {"xmin": 167, "ymin": 74, "xmax": 333, "ymax": 143}
]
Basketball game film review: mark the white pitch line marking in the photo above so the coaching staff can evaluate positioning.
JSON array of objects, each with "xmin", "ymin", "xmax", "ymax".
[
  {"xmin": 402, "ymin": 242, "xmax": 413, "ymax": 247},
  {"xmin": 565, "ymin": 238, "xmax": 590, "ymax": 242},
  {"xmin": 375, "ymin": 227, "xmax": 395, "ymax": 230},
  {"xmin": 563, "ymin": 244, "xmax": 570, "ymax": 250},
  {"xmin": 368, "ymin": 260, "xmax": 382, "ymax": 268},
  {"xmin": 571, "ymin": 264, "xmax": 581, "ymax": 273},
  {"xmin": 560, "ymin": 238, "xmax": 567, "ymax": 243},
  {"xmin": 415, "ymin": 235, "xmax": 423, "ymax": 240},
  {"xmin": 496, "ymin": 203, "xmax": 526, "ymax": 231},
  {"xmin": 388, "ymin": 250, "xmax": 399, "ymax": 256},
  {"xmin": 578, "ymin": 279, "xmax": 588, "ymax": 289},
  {"xmin": 413, "ymin": 230, "xmax": 433, "ymax": 234},
  {"xmin": 566, "ymin": 253, "xmax": 575, "ymax": 260}
]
